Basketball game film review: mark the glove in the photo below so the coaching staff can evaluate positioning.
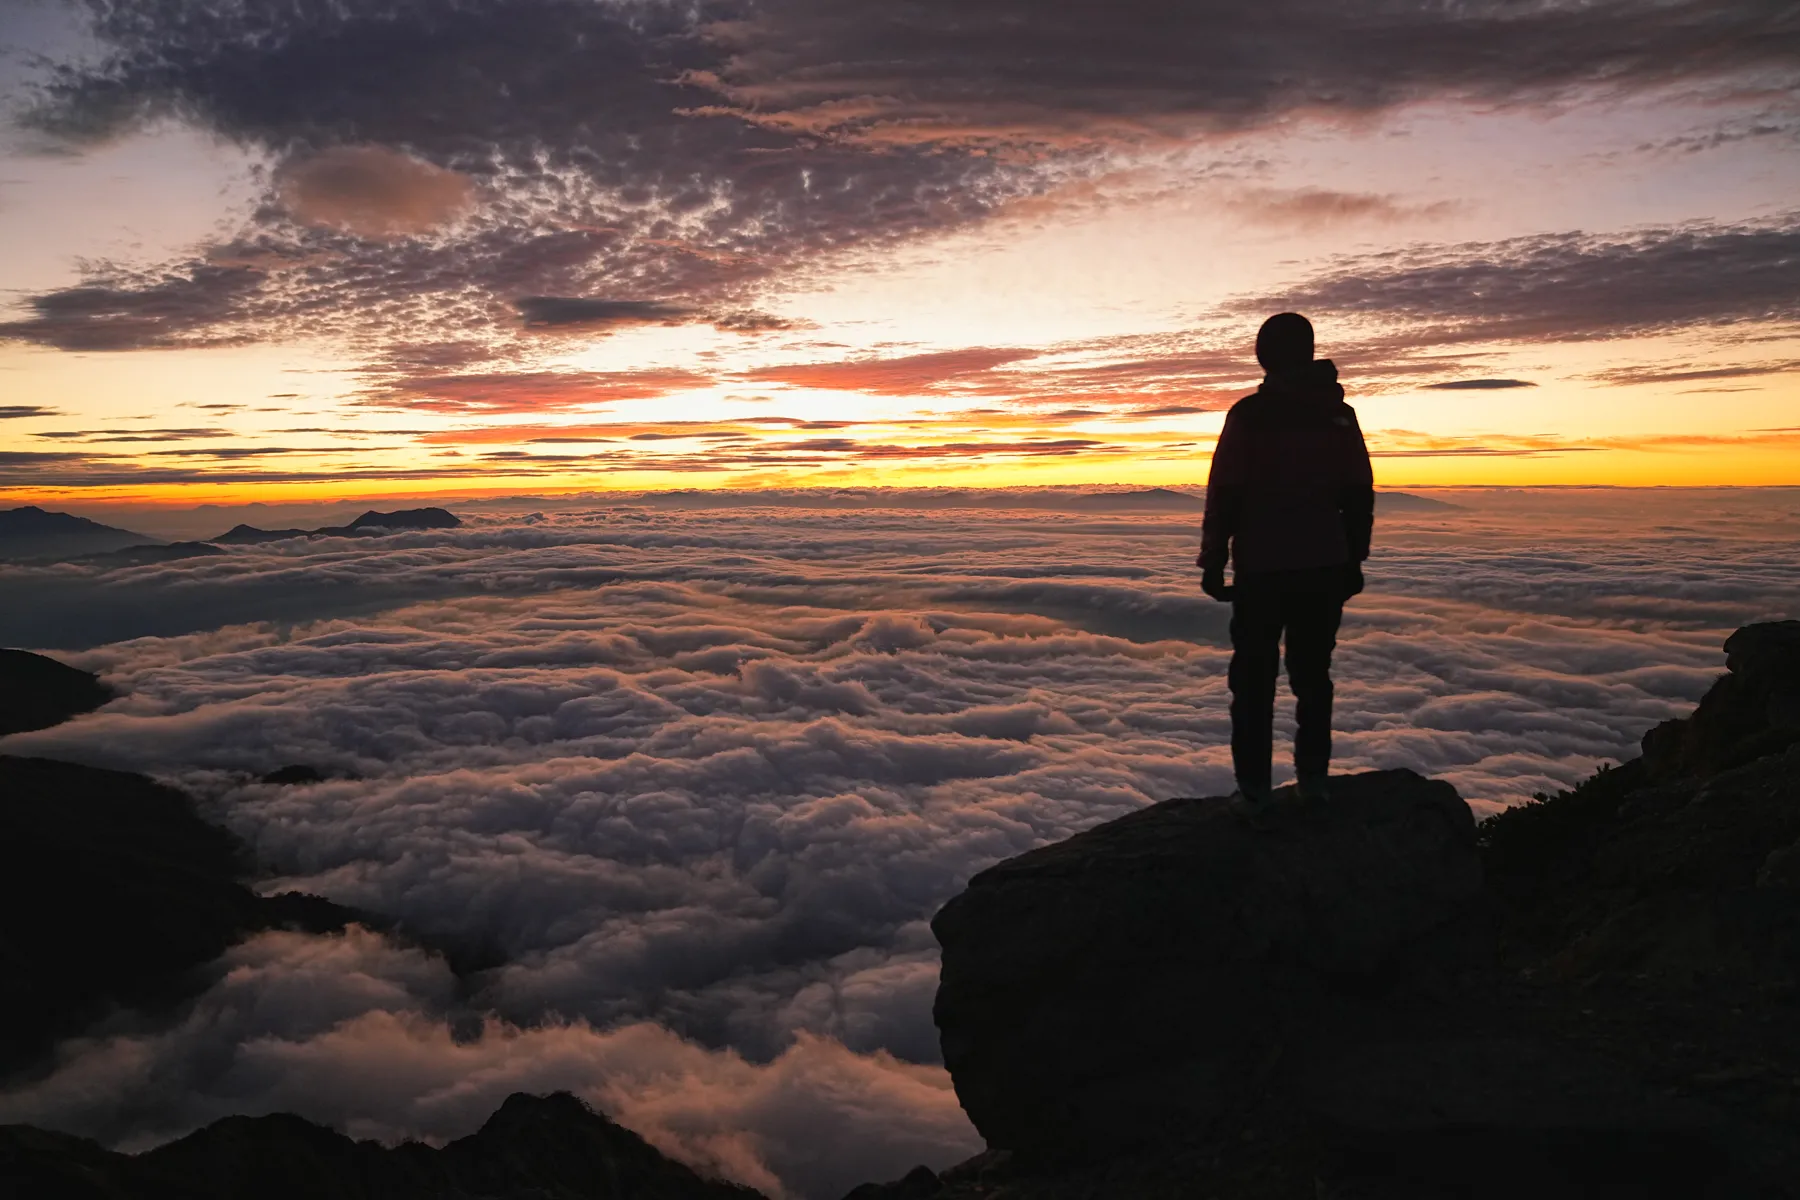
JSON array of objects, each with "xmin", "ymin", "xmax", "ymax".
[
  {"xmin": 1343, "ymin": 561, "xmax": 1365, "ymax": 599},
  {"xmin": 1201, "ymin": 564, "xmax": 1235, "ymax": 603}
]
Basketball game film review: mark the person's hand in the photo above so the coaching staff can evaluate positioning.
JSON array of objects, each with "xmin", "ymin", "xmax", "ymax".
[
  {"xmin": 1343, "ymin": 561, "xmax": 1365, "ymax": 599},
  {"xmin": 1201, "ymin": 564, "xmax": 1235, "ymax": 602}
]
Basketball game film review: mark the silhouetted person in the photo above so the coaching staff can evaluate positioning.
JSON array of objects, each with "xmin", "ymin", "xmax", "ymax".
[{"xmin": 1198, "ymin": 313, "xmax": 1373, "ymax": 810}]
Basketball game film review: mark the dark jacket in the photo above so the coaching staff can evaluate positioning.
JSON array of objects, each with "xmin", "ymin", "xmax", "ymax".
[{"xmin": 1199, "ymin": 359, "xmax": 1374, "ymax": 575}]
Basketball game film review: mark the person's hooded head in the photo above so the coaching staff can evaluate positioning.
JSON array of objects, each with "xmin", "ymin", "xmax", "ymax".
[{"xmin": 1255, "ymin": 312, "xmax": 1314, "ymax": 374}]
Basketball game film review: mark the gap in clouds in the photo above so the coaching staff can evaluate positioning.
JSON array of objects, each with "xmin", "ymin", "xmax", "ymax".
[{"xmin": 0, "ymin": 490, "xmax": 1795, "ymax": 1197}]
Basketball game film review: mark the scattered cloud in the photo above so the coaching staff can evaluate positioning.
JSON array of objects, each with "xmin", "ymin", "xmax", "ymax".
[
  {"xmin": 742, "ymin": 348, "xmax": 1041, "ymax": 394},
  {"xmin": 1246, "ymin": 215, "xmax": 1800, "ymax": 343},
  {"xmin": 35, "ymin": 428, "xmax": 236, "ymax": 442},
  {"xmin": 364, "ymin": 369, "xmax": 715, "ymax": 414},
  {"xmin": 1226, "ymin": 188, "xmax": 1463, "ymax": 229},
  {"xmin": 516, "ymin": 297, "xmax": 697, "ymax": 330},
  {"xmin": 276, "ymin": 145, "xmax": 477, "ymax": 239},
  {"xmin": 8, "ymin": 0, "xmax": 1039, "ymax": 362},
  {"xmin": 12, "ymin": 0, "xmax": 1791, "ymax": 378},
  {"xmin": 0, "ymin": 406, "xmax": 59, "ymax": 419},
  {"xmin": 1422, "ymin": 379, "xmax": 1537, "ymax": 391},
  {"xmin": 1586, "ymin": 359, "xmax": 1800, "ymax": 386},
  {"xmin": 698, "ymin": 0, "xmax": 1800, "ymax": 145},
  {"xmin": 0, "ymin": 265, "xmax": 265, "ymax": 352}
]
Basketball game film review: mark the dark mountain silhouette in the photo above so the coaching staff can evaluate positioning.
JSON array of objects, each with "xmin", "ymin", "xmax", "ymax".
[
  {"xmin": 210, "ymin": 507, "xmax": 462, "ymax": 543},
  {"xmin": 1374, "ymin": 490, "xmax": 1461, "ymax": 512},
  {"xmin": 212, "ymin": 522, "xmax": 313, "ymax": 544},
  {"xmin": 0, "ymin": 755, "xmax": 363, "ymax": 1077},
  {"xmin": 1059, "ymin": 487, "xmax": 1203, "ymax": 512},
  {"xmin": 0, "ymin": 648, "xmax": 114, "ymax": 735},
  {"xmin": 857, "ymin": 620, "xmax": 1799, "ymax": 1199},
  {"xmin": 343, "ymin": 507, "xmax": 462, "ymax": 532},
  {"xmin": 0, "ymin": 1091, "xmax": 762, "ymax": 1199},
  {"xmin": 0, "ymin": 506, "xmax": 158, "ymax": 561}
]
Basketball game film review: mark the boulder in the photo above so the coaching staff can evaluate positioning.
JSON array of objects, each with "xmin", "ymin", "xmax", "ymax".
[{"xmin": 931, "ymin": 769, "xmax": 1484, "ymax": 1161}]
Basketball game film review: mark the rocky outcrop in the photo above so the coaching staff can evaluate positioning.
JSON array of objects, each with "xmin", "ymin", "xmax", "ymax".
[
  {"xmin": 0, "ymin": 648, "xmax": 114, "ymax": 735},
  {"xmin": 895, "ymin": 621, "xmax": 1800, "ymax": 1198},
  {"xmin": 0, "ymin": 1091, "xmax": 762, "ymax": 1199},
  {"xmin": 932, "ymin": 770, "xmax": 1483, "ymax": 1163},
  {"xmin": 0, "ymin": 756, "xmax": 362, "ymax": 1076},
  {"xmin": 1639, "ymin": 619, "xmax": 1800, "ymax": 781}
]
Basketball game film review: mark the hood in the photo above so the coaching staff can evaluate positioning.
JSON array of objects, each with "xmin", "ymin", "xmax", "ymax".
[{"xmin": 1258, "ymin": 358, "xmax": 1343, "ymax": 404}]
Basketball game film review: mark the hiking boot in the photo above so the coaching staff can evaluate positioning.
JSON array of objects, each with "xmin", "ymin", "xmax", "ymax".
[
  {"xmin": 1295, "ymin": 773, "xmax": 1330, "ymax": 803},
  {"xmin": 1229, "ymin": 784, "xmax": 1274, "ymax": 827}
]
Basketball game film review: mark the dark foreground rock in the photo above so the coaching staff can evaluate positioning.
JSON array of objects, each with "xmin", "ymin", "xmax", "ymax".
[
  {"xmin": 0, "ymin": 1091, "xmax": 762, "ymax": 1199},
  {"xmin": 0, "ymin": 756, "xmax": 362, "ymax": 1076},
  {"xmin": 933, "ymin": 769, "xmax": 1483, "ymax": 1162},
  {"xmin": 892, "ymin": 620, "xmax": 1800, "ymax": 1199},
  {"xmin": 0, "ymin": 648, "xmax": 114, "ymax": 735}
]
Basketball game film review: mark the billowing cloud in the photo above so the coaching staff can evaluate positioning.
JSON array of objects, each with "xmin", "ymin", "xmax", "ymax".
[
  {"xmin": 0, "ymin": 492, "xmax": 1793, "ymax": 1194},
  {"xmin": 0, "ymin": 926, "xmax": 979, "ymax": 1199}
]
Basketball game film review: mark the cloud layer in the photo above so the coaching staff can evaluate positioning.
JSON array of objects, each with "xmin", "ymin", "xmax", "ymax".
[{"xmin": 1, "ymin": 492, "xmax": 1795, "ymax": 1192}]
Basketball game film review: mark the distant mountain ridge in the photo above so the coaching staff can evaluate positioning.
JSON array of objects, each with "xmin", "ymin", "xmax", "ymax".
[
  {"xmin": 627, "ymin": 488, "xmax": 1461, "ymax": 514},
  {"xmin": 212, "ymin": 507, "xmax": 462, "ymax": 544},
  {"xmin": 0, "ymin": 506, "xmax": 158, "ymax": 561}
]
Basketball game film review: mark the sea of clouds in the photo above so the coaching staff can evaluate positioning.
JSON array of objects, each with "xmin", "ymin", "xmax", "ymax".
[{"xmin": 1, "ymin": 490, "xmax": 1795, "ymax": 1197}]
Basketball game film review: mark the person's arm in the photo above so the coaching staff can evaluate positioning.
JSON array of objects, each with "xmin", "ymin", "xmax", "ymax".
[
  {"xmin": 1199, "ymin": 409, "xmax": 1245, "ymax": 572},
  {"xmin": 1338, "ymin": 406, "xmax": 1375, "ymax": 568}
]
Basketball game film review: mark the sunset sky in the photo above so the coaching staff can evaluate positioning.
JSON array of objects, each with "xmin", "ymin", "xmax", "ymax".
[
  {"xmin": 3, "ymin": 7, "xmax": 1799, "ymax": 1193},
  {"xmin": 1, "ymin": 0, "xmax": 1797, "ymax": 505}
]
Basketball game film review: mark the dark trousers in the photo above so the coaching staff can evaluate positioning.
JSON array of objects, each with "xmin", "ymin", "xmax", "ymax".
[{"xmin": 1228, "ymin": 575, "xmax": 1344, "ymax": 793}]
